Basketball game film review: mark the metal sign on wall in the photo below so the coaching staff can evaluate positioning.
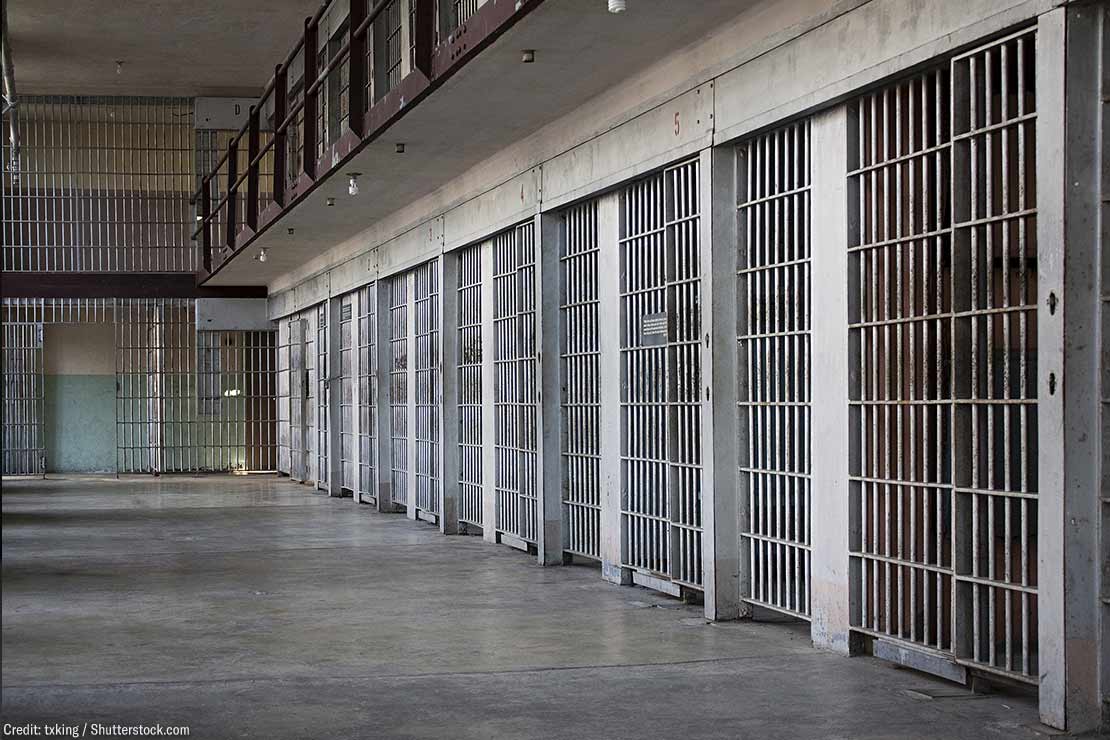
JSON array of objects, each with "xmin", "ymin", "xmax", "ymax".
[
  {"xmin": 194, "ymin": 97, "xmax": 266, "ymax": 131},
  {"xmin": 640, "ymin": 311, "xmax": 669, "ymax": 347}
]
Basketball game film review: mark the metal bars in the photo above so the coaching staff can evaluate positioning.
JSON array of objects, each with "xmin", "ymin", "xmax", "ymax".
[
  {"xmin": 1, "ymin": 96, "xmax": 195, "ymax": 272},
  {"xmin": 390, "ymin": 274, "xmax": 410, "ymax": 507},
  {"xmin": 493, "ymin": 223, "xmax": 539, "ymax": 543},
  {"xmin": 620, "ymin": 160, "xmax": 704, "ymax": 588},
  {"xmin": 340, "ymin": 295, "xmax": 356, "ymax": 491},
  {"xmin": 848, "ymin": 28, "xmax": 1040, "ymax": 684},
  {"xmin": 561, "ymin": 200, "xmax": 602, "ymax": 559},
  {"xmin": 457, "ymin": 244, "xmax": 484, "ymax": 526},
  {"xmin": 358, "ymin": 284, "xmax": 377, "ymax": 503},
  {"xmin": 736, "ymin": 120, "xmax": 813, "ymax": 618},
  {"xmin": 414, "ymin": 259, "xmax": 442, "ymax": 516},
  {"xmin": 316, "ymin": 304, "xmax": 330, "ymax": 489},
  {"xmin": 1, "ymin": 322, "xmax": 44, "ymax": 476}
]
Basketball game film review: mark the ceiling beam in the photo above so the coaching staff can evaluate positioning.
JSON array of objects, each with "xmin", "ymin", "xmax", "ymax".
[{"xmin": 1, "ymin": 273, "xmax": 267, "ymax": 299}]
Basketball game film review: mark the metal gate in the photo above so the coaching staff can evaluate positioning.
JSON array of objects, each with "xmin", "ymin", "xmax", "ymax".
[
  {"xmin": 288, "ymin": 317, "xmax": 309, "ymax": 482},
  {"xmin": 493, "ymin": 223, "xmax": 538, "ymax": 545},
  {"xmin": 1, "ymin": 322, "xmax": 44, "ymax": 476},
  {"xmin": 340, "ymin": 295, "xmax": 355, "ymax": 493},
  {"xmin": 316, "ymin": 304, "xmax": 329, "ymax": 490},
  {"xmin": 414, "ymin": 260, "xmax": 441, "ymax": 517},
  {"xmin": 620, "ymin": 160, "xmax": 703, "ymax": 590},
  {"xmin": 457, "ymin": 245, "xmax": 484, "ymax": 527},
  {"xmin": 561, "ymin": 200, "xmax": 602, "ymax": 559},
  {"xmin": 737, "ymin": 120, "xmax": 813, "ymax": 617},
  {"xmin": 357, "ymin": 284, "xmax": 377, "ymax": 504},
  {"xmin": 389, "ymin": 275, "xmax": 409, "ymax": 507},
  {"xmin": 848, "ymin": 28, "xmax": 1039, "ymax": 683}
]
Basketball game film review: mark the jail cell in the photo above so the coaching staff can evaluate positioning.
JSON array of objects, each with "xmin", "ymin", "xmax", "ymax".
[
  {"xmin": 288, "ymin": 317, "xmax": 310, "ymax": 482},
  {"xmin": 848, "ymin": 28, "xmax": 1039, "ymax": 684},
  {"xmin": 277, "ymin": 321, "xmax": 292, "ymax": 475},
  {"xmin": 390, "ymin": 275, "xmax": 410, "ymax": 507},
  {"xmin": 1, "ymin": 96, "xmax": 196, "ymax": 272},
  {"xmin": 357, "ymin": 284, "xmax": 377, "ymax": 504},
  {"xmin": 1, "ymin": 322, "xmax": 45, "ymax": 476},
  {"xmin": 414, "ymin": 260, "xmax": 442, "ymax": 517},
  {"xmin": 316, "ymin": 304, "xmax": 329, "ymax": 490},
  {"xmin": 561, "ymin": 200, "xmax": 602, "ymax": 560},
  {"xmin": 736, "ymin": 120, "xmax": 813, "ymax": 618},
  {"xmin": 620, "ymin": 160, "xmax": 703, "ymax": 589},
  {"xmin": 340, "ymin": 295, "xmax": 356, "ymax": 493},
  {"xmin": 457, "ymin": 245, "xmax": 484, "ymax": 527},
  {"xmin": 493, "ymin": 223, "xmax": 539, "ymax": 544}
]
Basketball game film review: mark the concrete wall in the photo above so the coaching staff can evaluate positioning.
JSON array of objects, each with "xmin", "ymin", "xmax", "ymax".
[{"xmin": 42, "ymin": 323, "xmax": 116, "ymax": 473}]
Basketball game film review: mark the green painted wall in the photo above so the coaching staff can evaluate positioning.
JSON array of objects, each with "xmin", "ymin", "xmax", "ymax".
[{"xmin": 44, "ymin": 374, "xmax": 116, "ymax": 473}]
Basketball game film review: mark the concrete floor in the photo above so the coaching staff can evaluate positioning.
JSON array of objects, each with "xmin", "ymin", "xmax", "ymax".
[{"xmin": 2, "ymin": 475, "xmax": 1051, "ymax": 739}]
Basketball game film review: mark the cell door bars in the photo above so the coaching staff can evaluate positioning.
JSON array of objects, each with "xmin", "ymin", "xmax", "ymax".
[
  {"xmin": 316, "ymin": 304, "xmax": 329, "ymax": 489},
  {"xmin": 493, "ymin": 223, "xmax": 539, "ymax": 544},
  {"xmin": 561, "ymin": 200, "xmax": 602, "ymax": 560},
  {"xmin": 340, "ymin": 295, "xmax": 356, "ymax": 492},
  {"xmin": 357, "ymin": 284, "xmax": 377, "ymax": 504},
  {"xmin": 736, "ymin": 120, "xmax": 813, "ymax": 618},
  {"xmin": 457, "ymin": 244, "xmax": 484, "ymax": 527},
  {"xmin": 277, "ymin": 319, "xmax": 292, "ymax": 475},
  {"xmin": 389, "ymin": 274, "xmax": 410, "ymax": 507},
  {"xmin": 1, "ymin": 322, "xmax": 44, "ymax": 476},
  {"xmin": 848, "ymin": 27, "xmax": 1039, "ymax": 683},
  {"xmin": 414, "ymin": 259, "xmax": 442, "ymax": 517},
  {"xmin": 620, "ymin": 159, "xmax": 704, "ymax": 589}
]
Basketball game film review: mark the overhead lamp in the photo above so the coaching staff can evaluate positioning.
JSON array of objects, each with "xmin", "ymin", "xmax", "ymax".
[
  {"xmin": 395, "ymin": 143, "xmax": 406, "ymax": 154},
  {"xmin": 608, "ymin": 0, "xmax": 626, "ymax": 12},
  {"xmin": 256, "ymin": 247, "xmax": 268, "ymax": 263},
  {"xmin": 288, "ymin": 227, "xmax": 295, "ymax": 236},
  {"xmin": 521, "ymin": 49, "xmax": 535, "ymax": 63},
  {"xmin": 326, "ymin": 196, "xmax": 336, "ymax": 207},
  {"xmin": 347, "ymin": 172, "xmax": 361, "ymax": 196}
]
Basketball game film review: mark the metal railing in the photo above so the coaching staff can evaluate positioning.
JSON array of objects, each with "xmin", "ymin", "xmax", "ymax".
[{"xmin": 190, "ymin": 0, "xmax": 464, "ymax": 274}]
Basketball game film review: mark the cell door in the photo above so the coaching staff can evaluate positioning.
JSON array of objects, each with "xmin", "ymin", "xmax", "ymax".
[
  {"xmin": 316, "ymin": 304, "xmax": 329, "ymax": 491},
  {"xmin": 1, "ymin": 322, "xmax": 44, "ymax": 476},
  {"xmin": 389, "ymin": 275, "xmax": 410, "ymax": 508},
  {"xmin": 289, "ymin": 318, "xmax": 309, "ymax": 482},
  {"xmin": 847, "ymin": 29, "xmax": 1040, "ymax": 684},
  {"xmin": 413, "ymin": 260, "xmax": 441, "ymax": 518},
  {"xmin": 457, "ymin": 244, "xmax": 484, "ymax": 527},
  {"xmin": 493, "ymin": 223, "xmax": 538, "ymax": 545},
  {"xmin": 620, "ymin": 159, "xmax": 704, "ymax": 591},
  {"xmin": 357, "ymin": 284, "xmax": 377, "ymax": 504},
  {"xmin": 561, "ymin": 201, "xmax": 602, "ymax": 560},
  {"xmin": 339, "ymin": 295, "xmax": 355, "ymax": 493}
]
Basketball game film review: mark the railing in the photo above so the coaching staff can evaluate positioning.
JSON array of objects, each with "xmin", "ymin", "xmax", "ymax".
[{"xmin": 191, "ymin": 0, "xmax": 493, "ymax": 275}]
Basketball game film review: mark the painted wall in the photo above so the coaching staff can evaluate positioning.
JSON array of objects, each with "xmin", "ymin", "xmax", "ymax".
[{"xmin": 43, "ymin": 323, "xmax": 116, "ymax": 473}]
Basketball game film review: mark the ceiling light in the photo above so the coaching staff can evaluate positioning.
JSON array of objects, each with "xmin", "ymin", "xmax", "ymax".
[
  {"xmin": 326, "ymin": 197, "xmax": 336, "ymax": 207},
  {"xmin": 347, "ymin": 172, "xmax": 361, "ymax": 196},
  {"xmin": 287, "ymin": 227, "xmax": 295, "ymax": 236},
  {"xmin": 395, "ymin": 143, "xmax": 406, "ymax": 154},
  {"xmin": 608, "ymin": 0, "xmax": 626, "ymax": 12},
  {"xmin": 115, "ymin": 60, "xmax": 124, "ymax": 75},
  {"xmin": 257, "ymin": 248, "xmax": 268, "ymax": 263},
  {"xmin": 521, "ymin": 49, "xmax": 535, "ymax": 63}
]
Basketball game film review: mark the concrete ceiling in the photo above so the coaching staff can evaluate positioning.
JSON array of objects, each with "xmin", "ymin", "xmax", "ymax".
[
  {"xmin": 208, "ymin": 0, "xmax": 747, "ymax": 285},
  {"xmin": 7, "ymin": 0, "xmax": 320, "ymax": 96}
]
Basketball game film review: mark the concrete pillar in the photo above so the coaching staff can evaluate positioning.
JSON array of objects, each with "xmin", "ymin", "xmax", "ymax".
[
  {"xmin": 597, "ymin": 192, "xmax": 630, "ymax": 585},
  {"xmin": 480, "ymin": 237, "xmax": 498, "ymax": 543},
  {"xmin": 439, "ymin": 253, "xmax": 461, "ymax": 534},
  {"xmin": 536, "ymin": 211, "xmax": 564, "ymax": 565},
  {"xmin": 809, "ymin": 104, "xmax": 856, "ymax": 654},
  {"xmin": 374, "ymin": 274, "xmax": 396, "ymax": 512},
  {"xmin": 701, "ymin": 145, "xmax": 744, "ymax": 621},
  {"xmin": 405, "ymin": 270, "xmax": 418, "ymax": 520},
  {"xmin": 1036, "ymin": 6, "xmax": 1105, "ymax": 732},
  {"xmin": 327, "ymin": 296, "xmax": 343, "ymax": 497}
]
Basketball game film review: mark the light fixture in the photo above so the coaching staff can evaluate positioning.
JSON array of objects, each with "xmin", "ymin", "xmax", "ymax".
[
  {"xmin": 395, "ymin": 143, "xmax": 406, "ymax": 154},
  {"xmin": 326, "ymin": 196, "xmax": 336, "ymax": 207},
  {"xmin": 287, "ymin": 227, "xmax": 295, "ymax": 236},
  {"xmin": 608, "ymin": 0, "xmax": 626, "ymax": 12},
  {"xmin": 521, "ymin": 49, "xmax": 535, "ymax": 63},
  {"xmin": 347, "ymin": 172, "xmax": 361, "ymax": 196},
  {"xmin": 115, "ymin": 60, "xmax": 124, "ymax": 75},
  {"xmin": 257, "ymin": 247, "xmax": 268, "ymax": 263}
]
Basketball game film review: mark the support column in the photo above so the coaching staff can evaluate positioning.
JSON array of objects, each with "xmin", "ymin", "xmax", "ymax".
[
  {"xmin": 440, "ymin": 253, "xmax": 461, "ymax": 534},
  {"xmin": 405, "ymin": 271, "xmax": 418, "ymax": 520},
  {"xmin": 597, "ymin": 192, "xmax": 630, "ymax": 585},
  {"xmin": 327, "ymin": 296, "xmax": 343, "ymax": 497},
  {"xmin": 1037, "ymin": 6, "xmax": 1104, "ymax": 732},
  {"xmin": 374, "ymin": 277, "xmax": 396, "ymax": 512},
  {"xmin": 809, "ymin": 104, "xmax": 856, "ymax": 654},
  {"xmin": 536, "ymin": 211, "xmax": 564, "ymax": 565},
  {"xmin": 351, "ymin": 291, "xmax": 363, "ymax": 504},
  {"xmin": 480, "ymin": 238, "xmax": 498, "ymax": 543},
  {"xmin": 701, "ymin": 146, "xmax": 743, "ymax": 621}
]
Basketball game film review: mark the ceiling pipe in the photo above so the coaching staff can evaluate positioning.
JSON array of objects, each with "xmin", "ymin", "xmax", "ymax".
[{"xmin": 1, "ymin": 1, "xmax": 19, "ymax": 181}]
